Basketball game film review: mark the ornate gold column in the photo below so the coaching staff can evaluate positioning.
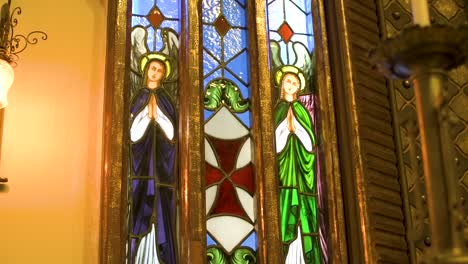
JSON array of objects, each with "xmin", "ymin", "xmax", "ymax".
[
  {"xmin": 100, "ymin": 0, "xmax": 129, "ymax": 262},
  {"xmin": 249, "ymin": 1, "xmax": 283, "ymax": 263},
  {"xmin": 179, "ymin": 0, "xmax": 206, "ymax": 262}
]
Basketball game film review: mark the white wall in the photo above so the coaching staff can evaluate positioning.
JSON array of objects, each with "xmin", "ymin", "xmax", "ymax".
[{"xmin": 0, "ymin": 0, "xmax": 107, "ymax": 262}]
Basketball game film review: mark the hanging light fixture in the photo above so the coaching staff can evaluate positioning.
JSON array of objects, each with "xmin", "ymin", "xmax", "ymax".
[
  {"xmin": 0, "ymin": 0, "xmax": 47, "ymax": 183},
  {"xmin": 0, "ymin": 0, "xmax": 47, "ymax": 110}
]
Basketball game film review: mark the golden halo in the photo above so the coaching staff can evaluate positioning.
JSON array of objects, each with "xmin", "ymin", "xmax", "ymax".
[
  {"xmin": 140, "ymin": 53, "xmax": 172, "ymax": 79},
  {"xmin": 274, "ymin": 65, "xmax": 306, "ymax": 91}
]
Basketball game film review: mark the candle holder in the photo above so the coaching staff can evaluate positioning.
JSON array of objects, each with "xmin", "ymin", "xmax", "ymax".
[{"xmin": 370, "ymin": 24, "xmax": 468, "ymax": 264}]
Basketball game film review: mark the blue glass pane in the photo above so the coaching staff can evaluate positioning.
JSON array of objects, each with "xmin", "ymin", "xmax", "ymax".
[
  {"xmin": 146, "ymin": 29, "xmax": 164, "ymax": 52},
  {"xmin": 155, "ymin": 29, "xmax": 164, "ymax": 51},
  {"xmin": 203, "ymin": 25, "xmax": 222, "ymax": 60},
  {"xmin": 133, "ymin": 0, "xmax": 154, "ymax": 15},
  {"xmin": 267, "ymin": 0, "xmax": 284, "ymax": 30},
  {"xmin": 223, "ymin": 29, "xmax": 247, "ymax": 62},
  {"xmin": 222, "ymin": 0, "xmax": 246, "ymax": 27},
  {"xmin": 158, "ymin": 0, "xmax": 180, "ymax": 18},
  {"xmin": 269, "ymin": 31, "xmax": 281, "ymax": 42},
  {"xmin": 226, "ymin": 50, "xmax": 249, "ymax": 84},
  {"xmin": 202, "ymin": 0, "xmax": 221, "ymax": 23},
  {"xmin": 224, "ymin": 71, "xmax": 249, "ymax": 98},
  {"xmin": 204, "ymin": 109, "xmax": 215, "ymax": 121},
  {"xmin": 147, "ymin": 27, "xmax": 155, "ymax": 51},
  {"xmin": 204, "ymin": 69, "xmax": 222, "ymax": 88},
  {"xmin": 235, "ymin": 0, "xmax": 246, "ymax": 8},
  {"xmin": 290, "ymin": 0, "xmax": 311, "ymax": 14},
  {"xmin": 285, "ymin": 1, "xmax": 308, "ymax": 35},
  {"xmin": 207, "ymin": 234, "xmax": 217, "ymax": 246},
  {"xmin": 279, "ymin": 41, "xmax": 288, "ymax": 64},
  {"xmin": 160, "ymin": 20, "xmax": 180, "ymax": 33},
  {"xmin": 204, "ymin": 50, "xmax": 221, "ymax": 76},
  {"xmin": 306, "ymin": 12, "xmax": 314, "ymax": 36},
  {"xmin": 290, "ymin": 34, "xmax": 315, "ymax": 52},
  {"xmin": 235, "ymin": 111, "xmax": 251, "ymax": 128},
  {"xmin": 286, "ymin": 42, "xmax": 297, "ymax": 65},
  {"xmin": 240, "ymin": 232, "xmax": 257, "ymax": 249},
  {"xmin": 132, "ymin": 16, "xmax": 150, "ymax": 27}
]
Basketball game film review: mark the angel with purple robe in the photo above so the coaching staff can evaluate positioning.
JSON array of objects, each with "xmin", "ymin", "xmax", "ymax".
[{"xmin": 129, "ymin": 53, "xmax": 177, "ymax": 264}]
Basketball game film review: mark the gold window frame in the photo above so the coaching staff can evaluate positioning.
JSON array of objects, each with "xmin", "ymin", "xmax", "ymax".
[{"xmin": 100, "ymin": 0, "xmax": 349, "ymax": 263}]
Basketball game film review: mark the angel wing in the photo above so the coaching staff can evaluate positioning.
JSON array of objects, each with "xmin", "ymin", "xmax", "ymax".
[
  {"xmin": 160, "ymin": 28, "xmax": 180, "ymax": 108},
  {"xmin": 161, "ymin": 28, "xmax": 179, "ymax": 59},
  {"xmin": 270, "ymin": 41, "xmax": 284, "ymax": 71},
  {"xmin": 292, "ymin": 42, "xmax": 312, "ymax": 81},
  {"xmin": 293, "ymin": 42, "xmax": 317, "ymax": 93},
  {"xmin": 130, "ymin": 27, "xmax": 149, "ymax": 96}
]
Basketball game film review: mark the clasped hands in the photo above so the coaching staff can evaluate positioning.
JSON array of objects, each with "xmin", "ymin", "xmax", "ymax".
[
  {"xmin": 287, "ymin": 107, "xmax": 296, "ymax": 132},
  {"xmin": 148, "ymin": 94, "xmax": 158, "ymax": 120}
]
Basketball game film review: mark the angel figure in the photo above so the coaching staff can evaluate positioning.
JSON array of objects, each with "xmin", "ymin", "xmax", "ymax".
[
  {"xmin": 272, "ymin": 41, "xmax": 321, "ymax": 263},
  {"xmin": 129, "ymin": 53, "xmax": 177, "ymax": 264}
]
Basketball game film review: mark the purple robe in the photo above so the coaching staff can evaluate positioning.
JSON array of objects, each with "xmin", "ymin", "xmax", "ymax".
[{"xmin": 130, "ymin": 87, "xmax": 177, "ymax": 264}]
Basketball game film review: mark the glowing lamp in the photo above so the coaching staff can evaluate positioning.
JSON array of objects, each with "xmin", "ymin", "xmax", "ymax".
[
  {"xmin": 0, "ymin": 58, "xmax": 14, "ymax": 109},
  {"xmin": 0, "ymin": 0, "xmax": 47, "ymax": 184},
  {"xmin": 0, "ymin": 0, "xmax": 47, "ymax": 109}
]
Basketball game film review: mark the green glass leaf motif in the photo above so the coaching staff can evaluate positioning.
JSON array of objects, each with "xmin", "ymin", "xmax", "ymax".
[
  {"xmin": 232, "ymin": 248, "xmax": 256, "ymax": 264},
  {"xmin": 207, "ymin": 247, "xmax": 228, "ymax": 264},
  {"xmin": 204, "ymin": 79, "xmax": 249, "ymax": 113},
  {"xmin": 204, "ymin": 82, "xmax": 223, "ymax": 110}
]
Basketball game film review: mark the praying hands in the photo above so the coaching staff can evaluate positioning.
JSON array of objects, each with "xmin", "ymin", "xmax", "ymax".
[
  {"xmin": 287, "ymin": 107, "xmax": 296, "ymax": 133},
  {"xmin": 148, "ymin": 94, "xmax": 158, "ymax": 120}
]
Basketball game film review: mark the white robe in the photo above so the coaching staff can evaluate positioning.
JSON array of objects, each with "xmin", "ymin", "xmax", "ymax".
[{"xmin": 275, "ymin": 114, "xmax": 313, "ymax": 153}]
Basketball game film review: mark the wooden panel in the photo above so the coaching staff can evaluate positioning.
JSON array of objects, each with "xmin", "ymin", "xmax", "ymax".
[
  {"xmin": 179, "ymin": 0, "xmax": 205, "ymax": 262},
  {"xmin": 330, "ymin": 0, "xmax": 410, "ymax": 262},
  {"xmin": 368, "ymin": 168, "xmax": 402, "ymax": 192}
]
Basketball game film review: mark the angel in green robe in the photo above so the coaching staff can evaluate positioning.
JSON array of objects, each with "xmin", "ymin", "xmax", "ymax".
[{"xmin": 274, "ymin": 66, "xmax": 321, "ymax": 263}]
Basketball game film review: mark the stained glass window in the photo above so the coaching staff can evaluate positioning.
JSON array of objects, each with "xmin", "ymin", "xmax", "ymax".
[
  {"xmin": 127, "ymin": 0, "xmax": 181, "ymax": 263},
  {"xmin": 267, "ymin": 0, "xmax": 328, "ymax": 263},
  {"xmin": 124, "ymin": 0, "xmax": 327, "ymax": 262},
  {"xmin": 202, "ymin": 0, "xmax": 257, "ymax": 262}
]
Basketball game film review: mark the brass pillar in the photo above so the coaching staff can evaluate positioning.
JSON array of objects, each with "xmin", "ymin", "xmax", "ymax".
[
  {"xmin": 370, "ymin": 25, "xmax": 468, "ymax": 264},
  {"xmin": 411, "ymin": 69, "xmax": 462, "ymax": 255}
]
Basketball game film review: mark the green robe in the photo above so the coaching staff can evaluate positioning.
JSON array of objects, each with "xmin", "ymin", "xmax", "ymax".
[{"xmin": 275, "ymin": 100, "xmax": 321, "ymax": 263}]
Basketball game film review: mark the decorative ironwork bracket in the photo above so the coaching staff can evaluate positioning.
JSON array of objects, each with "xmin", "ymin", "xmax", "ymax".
[{"xmin": 0, "ymin": 0, "xmax": 48, "ymax": 66}]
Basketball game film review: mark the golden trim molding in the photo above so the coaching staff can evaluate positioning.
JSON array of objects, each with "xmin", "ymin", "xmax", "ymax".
[
  {"xmin": 249, "ymin": 1, "xmax": 283, "ymax": 262},
  {"xmin": 313, "ymin": 0, "xmax": 348, "ymax": 262},
  {"xmin": 179, "ymin": 0, "xmax": 205, "ymax": 262},
  {"xmin": 100, "ymin": 0, "xmax": 129, "ymax": 263}
]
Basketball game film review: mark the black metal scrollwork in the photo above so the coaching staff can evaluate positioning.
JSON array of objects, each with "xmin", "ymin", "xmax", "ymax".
[{"xmin": 0, "ymin": 4, "xmax": 47, "ymax": 65}]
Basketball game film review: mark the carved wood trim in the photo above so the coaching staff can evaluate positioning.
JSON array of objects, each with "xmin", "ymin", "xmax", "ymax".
[{"xmin": 325, "ymin": 0, "xmax": 410, "ymax": 262}]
